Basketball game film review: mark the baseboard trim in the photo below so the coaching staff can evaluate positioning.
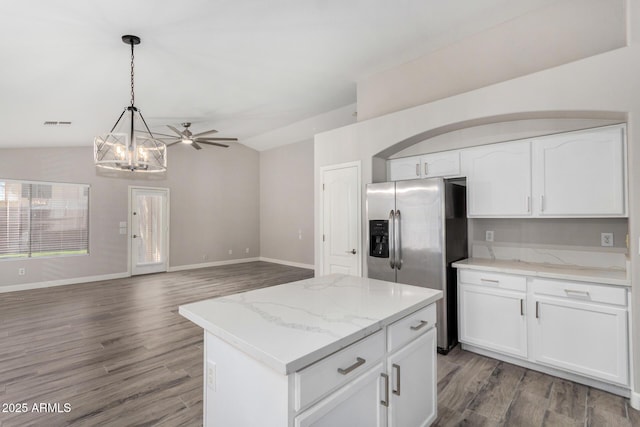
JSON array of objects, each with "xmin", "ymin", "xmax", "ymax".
[
  {"xmin": 168, "ymin": 257, "xmax": 261, "ymax": 272},
  {"xmin": 258, "ymin": 257, "xmax": 314, "ymax": 270},
  {"xmin": 0, "ymin": 272, "xmax": 130, "ymax": 293},
  {"xmin": 631, "ymin": 390, "xmax": 640, "ymax": 410}
]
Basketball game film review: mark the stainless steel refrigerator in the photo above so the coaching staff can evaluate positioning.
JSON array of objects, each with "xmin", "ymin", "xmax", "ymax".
[{"xmin": 366, "ymin": 178, "xmax": 467, "ymax": 353}]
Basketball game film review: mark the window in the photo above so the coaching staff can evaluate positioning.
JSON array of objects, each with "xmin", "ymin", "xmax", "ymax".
[{"xmin": 0, "ymin": 179, "xmax": 89, "ymax": 259}]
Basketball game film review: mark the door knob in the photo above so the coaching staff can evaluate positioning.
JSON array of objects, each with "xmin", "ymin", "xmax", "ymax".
[
  {"xmin": 346, "ymin": 249, "xmax": 356, "ymax": 254},
  {"xmin": 132, "ymin": 234, "xmax": 138, "ymax": 238}
]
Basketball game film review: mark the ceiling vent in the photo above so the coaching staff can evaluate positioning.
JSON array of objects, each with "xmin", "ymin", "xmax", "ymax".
[{"xmin": 43, "ymin": 121, "xmax": 72, "ymax": 126}]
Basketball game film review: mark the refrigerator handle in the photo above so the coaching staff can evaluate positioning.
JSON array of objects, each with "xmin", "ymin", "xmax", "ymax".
[
  {"xmin": 388, "ymin": 210, "xmax": 395, "ymax": 269},
  {"xmin": 395, "ymin": 210, "xmax": 402, "ymax": 270}
]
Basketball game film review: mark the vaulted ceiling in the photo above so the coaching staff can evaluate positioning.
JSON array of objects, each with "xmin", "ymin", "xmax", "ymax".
[{"xmin": 0, "ymin": 0, "xmax": 559, "ymax": 150}]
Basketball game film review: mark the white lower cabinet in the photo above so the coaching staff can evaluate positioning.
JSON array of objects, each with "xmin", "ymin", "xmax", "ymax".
[
  {"xmin": 387, "ymin": 329, "xmax": 437, "ymax": 427},
  {"xmin": 295, "ymin": 365, "xmax": 385, "ymax": 427},
  {"xmin": 296, "ymin": 305, "xmax": 438, "ymax": 427},
  {"xmin": 531, "ymin": 281, "xmax": 629, "ymax": 386},
  {"xmin": 457, "ymin": 269, "xmax": 630, "ymax": 392},
  {"xmin": 459, "ymin": 283, "xmax": 527, "ymax": 358}
]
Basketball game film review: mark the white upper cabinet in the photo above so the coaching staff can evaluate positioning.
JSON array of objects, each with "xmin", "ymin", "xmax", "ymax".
[
  {"xmin": 388, "ymin": 156, "xmax": 420, "ymax": 181},
  {"xmin": 388, "ymin": 151, "xmax": 460, "ymax": 181},
  {"xmin": 419, "ymin": 151, "xmax": 460, "ymax": 178},
  {"xmin": 462, "ymin": 140, "xmax": 532, "ymax": 217},
  {"xmin": 531, "ymin": 125, "xmax": 626, "ymax": 217}
]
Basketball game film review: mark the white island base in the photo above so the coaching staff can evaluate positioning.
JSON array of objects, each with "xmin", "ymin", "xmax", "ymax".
[{"xmin": 179, "ymin": 274, "xmax": 443, "ymax": 427}]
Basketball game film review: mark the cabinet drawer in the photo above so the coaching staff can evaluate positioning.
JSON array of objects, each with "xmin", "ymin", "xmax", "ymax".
[
  {"xmin": 459, "ymin": 269, "xmax": 526, "ymax": 292},
  {"xmin": 294, "ymin": 330, "xmax": 384, "ymax": 411},
  {"xmin": 387, "ymin": 304, "xmax": 436, "ymax": 353},
  {"xmin": 532, "ymin": 278, "xmax": 627, "ymax": 306}
]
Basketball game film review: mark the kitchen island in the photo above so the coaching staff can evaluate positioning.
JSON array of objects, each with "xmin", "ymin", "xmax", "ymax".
[{"xmin": 179, "ymin": 273, "xmax": 443, "ymax": 427}]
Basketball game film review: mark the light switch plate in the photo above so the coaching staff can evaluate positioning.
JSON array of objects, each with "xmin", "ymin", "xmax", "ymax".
[
  {"xmin": 119, "ymin": 221, "xmax": 127, "ymax": 228},
  {"xmin": 601, "ymin": 232, "xmax": 614, "ymax": 247}
]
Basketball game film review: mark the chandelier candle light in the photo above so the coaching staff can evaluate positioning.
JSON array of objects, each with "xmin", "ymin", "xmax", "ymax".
[{"xmin": 94, "ymin": 35, "xmax": 167, "ymax": 172}]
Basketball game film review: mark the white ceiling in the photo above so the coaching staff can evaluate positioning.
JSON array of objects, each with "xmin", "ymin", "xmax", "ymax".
[{"xmin": 0, "ymin": 0, "xmax": 558, "ymax": 150}]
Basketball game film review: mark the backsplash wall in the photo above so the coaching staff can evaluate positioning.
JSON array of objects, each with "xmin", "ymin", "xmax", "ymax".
[{"xmin": 470, "ymin": 218, "xmax": 628, "ymax": 270}]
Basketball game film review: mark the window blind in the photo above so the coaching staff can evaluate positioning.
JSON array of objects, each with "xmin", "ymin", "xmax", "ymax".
[{"xmin": 0, "ymin": 180, "xmax": 89, "ymax": 259}]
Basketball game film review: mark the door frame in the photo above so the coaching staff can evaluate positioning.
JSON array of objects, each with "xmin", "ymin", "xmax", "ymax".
[
  {"xmin": 127, "ymin": 186, "xmax": 170, "ymax": 276},
  {"xmin": 318, "ymin": 161, "xmax": 362, "ymax": 277}
]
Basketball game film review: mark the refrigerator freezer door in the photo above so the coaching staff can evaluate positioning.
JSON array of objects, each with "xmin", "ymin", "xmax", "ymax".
[
  {"xmin": 366, "ymin": 182, "xmax": 396, "ymax": 283},
  {"xmin": 395, "ymin": 179, "xmax": 445, "ymax": 289}
]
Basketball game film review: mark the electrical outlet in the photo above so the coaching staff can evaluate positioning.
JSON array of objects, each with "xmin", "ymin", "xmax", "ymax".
[
  {"xmin": 601, "ymin": 233, "xmax": 614, "ymax": 247},
  {"xmin": 298, "ymin": 229, "xmax": 303, "ymax": 240},
  {"xmin": 119, "ymin": 221, "xmax": 127, "ymax": 228},
  {"xmin": 485, "ymin": 230, "xmax": 494, "ymax": 242},
  {"xmin": 206, "ymin": 361, "xmax": 216, "ymax": 391},
  {"xmin": 228, "ymin": 249, "xmax": 233, "ymax": 255},
  {"xmin": 245, "ymin": 248, "xmax": 249, "ymax": 254},
  {"xmin": 18, "ymin": 268, "xmax": 25, "ymax": 276}
]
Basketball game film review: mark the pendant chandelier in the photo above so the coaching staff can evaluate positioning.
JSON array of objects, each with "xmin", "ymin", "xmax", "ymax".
[{"xmin": 94, "ymin": 35, "xmax": 167, "ymax": 172}]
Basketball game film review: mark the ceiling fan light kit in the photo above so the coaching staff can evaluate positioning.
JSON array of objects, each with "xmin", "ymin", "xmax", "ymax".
[{"xmin": 94, "ymin": 35, "xmax": 167, "ymax": 173}]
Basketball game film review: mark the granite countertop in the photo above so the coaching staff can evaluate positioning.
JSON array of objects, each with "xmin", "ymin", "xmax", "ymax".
[
  {"xmin": 452, "ymin": 258, "xmax": 629, "ymax": 287},
  {"xmin": 179, "ymin": 274, "xmax": 442, "ymax": 375}
]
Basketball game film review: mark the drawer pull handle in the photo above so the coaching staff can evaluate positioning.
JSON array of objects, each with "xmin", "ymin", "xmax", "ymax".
[
  {"xmin": 410, "ymin": 320, "xmax": 429, "ymax": 331},
  {"xmin": 392, "ymin": 364, "xmax": 401, "ymax": 395},
  {"xmin": 520, "ymin": 299, "xmax": 524, "ymax": 316},
  {"xmin": 380, "ymin": 373, "xmax": 389, "ymax": 407},
  {"xmin": 480, "ymin": 278, "xmax": 499, "ymax": 284},
  {"xmin": 536, "ymin": 301, "xmax": 540, "ymax": 319},
  {"xmin": 564, "ymin": 289, "xmax": 590, "ymax": 297},
  {"xmin": 337, "ymin": 357, "xmax": 366, "ymax": 375}
]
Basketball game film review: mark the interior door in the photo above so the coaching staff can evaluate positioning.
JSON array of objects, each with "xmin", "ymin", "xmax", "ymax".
[
  {"xmin": 130, "ymin": 187, "xmax": 169, "ymax": 275},
  {"xmin": 321, "ymin": 163, "xmax": 360, "ymax": 276}
]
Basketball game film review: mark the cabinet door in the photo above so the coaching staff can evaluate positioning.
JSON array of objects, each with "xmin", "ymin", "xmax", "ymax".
[
  {"xmin": 462, "ymin": 140, "xmax": 532, "ymax": 217},
  {"xmin": 295, "ymin": 365, "xmax": 386, "ymax": 427},
  {"xmin": 531, "ymin": 296, "xmax": 628, "ymax": 385},
  {"xmin": 387, "ymin": 328, "xmax": 436, "ymax": 427},
  {"xmin": 532, "ymin": 125, "xmax": 626, "ymax": 216},
  {"xmin": 388, "ymin": 157, "xmax": 420, "ymax": 181},
  {"xmin": 459, "ymin": 283, "xmax": 527, "ymax": 358},
  {"xmin": 420, "ymin": 151, "xmax": 460, "ymax": 178}
]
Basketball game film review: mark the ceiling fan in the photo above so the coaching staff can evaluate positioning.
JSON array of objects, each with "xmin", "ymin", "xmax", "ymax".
[{"xmin": 150, "ymin": 122, "xmax": 238, "ymax": 150}]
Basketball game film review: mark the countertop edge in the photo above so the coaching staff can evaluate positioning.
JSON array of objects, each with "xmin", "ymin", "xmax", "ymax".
[
  {"xmin": 452, "ymin": 259, "xmax": 630, "ymax": 287},
  {"xmin": 179, "ymin": 291, "xmax": 442, "ymax": 375}
]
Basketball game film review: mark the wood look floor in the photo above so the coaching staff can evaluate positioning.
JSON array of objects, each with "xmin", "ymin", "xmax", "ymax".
[{"xmin": 0, "ymin": 262, "xmax": 637, "ymax": 426}]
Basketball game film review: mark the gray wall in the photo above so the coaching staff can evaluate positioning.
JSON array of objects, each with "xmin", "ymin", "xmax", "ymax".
[
  {"xmin": 0, "ymin": 143, "xmax": 260, "ymax": 288},
  {"xmin": 259, "ymin": 139, "xmax": 314, "ymax": 266},
  {"xmin": 470, "ymin": 218, "xmax": 628, "ymax": 249}
]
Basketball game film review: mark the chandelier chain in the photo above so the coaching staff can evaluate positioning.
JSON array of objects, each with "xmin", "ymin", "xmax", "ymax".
[{"xmin": 130, "ymin": 42, "xmax": 135, "ymax": 107}]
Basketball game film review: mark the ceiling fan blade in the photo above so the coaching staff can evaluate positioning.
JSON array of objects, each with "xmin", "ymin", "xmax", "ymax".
[
  {"xmin": 196, "ymin": 137, "xmax": 238, "ymax": 142},
  {"xmin": 191, "ymin": 141, "xmax": 203, "ymax": 150},
  {"xmin": 198, "ymin": 141, "xmax": 229, "ymax": 148},
  {"xmin": 166, "ymin": 141, "xmax": 181, "ymax": 147},
  {"xmin": 167, "ymin": 125, "xmax": 184, "ymax": 137},
  {"xmin": 193, "ymin": 129, "xmax": 219, "ymax": 137}
]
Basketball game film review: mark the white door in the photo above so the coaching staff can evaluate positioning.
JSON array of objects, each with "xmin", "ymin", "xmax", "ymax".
[
  {"xmin": 321, "ymin": 162, "xmax": 360, "ymax": 276},
  {"xmin": 531, "ymin": 125, "xmax": 626, "ymax": 216},
  {"xmin": 294, "ymin": 366, "xmax": 386, "ymax": 427},
  {"xmin": 459, "ymin": 284, "xmax": 528, "ymax": 358},
  {"xmin": 531, "ymin": 296, "xmax": 628, "ymax": 385},
  {"xmin": 130, "ymin": 187, "xmax": 169, "ymax": 275},
  {"xmin": 387, "ymin": 328, "xmax": 436, "ymax": 427},
  {"xmin": 462, "ymin": 140, "xmax": 532, "ymax": 217}
]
